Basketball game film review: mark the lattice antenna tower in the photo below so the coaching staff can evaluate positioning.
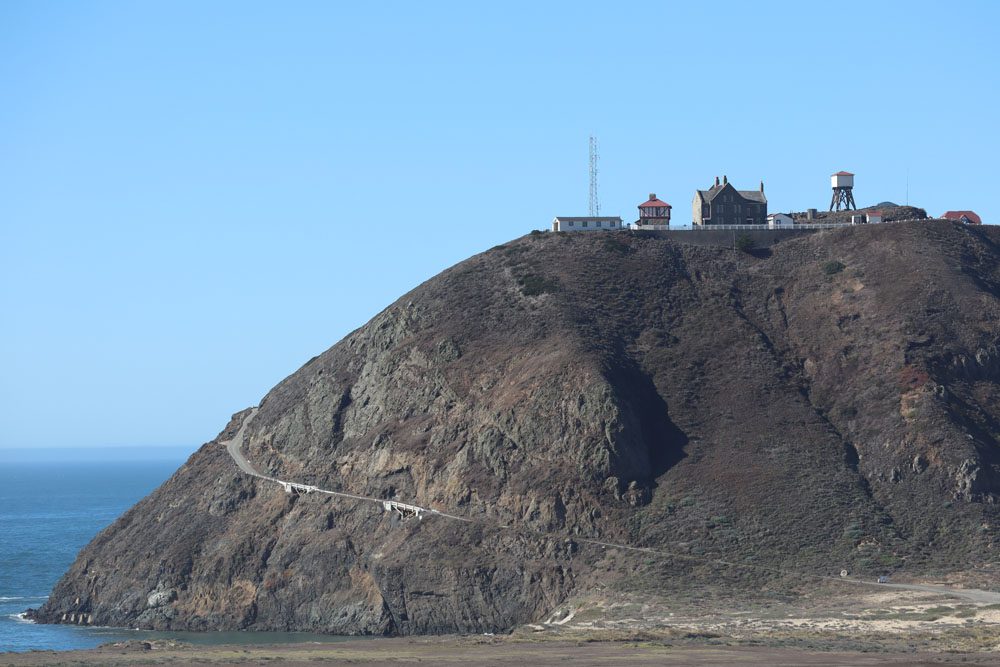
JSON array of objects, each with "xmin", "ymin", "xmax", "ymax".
[{"xmin": 588, "ymin": 136, "xmax": 600, "ymax": 216}]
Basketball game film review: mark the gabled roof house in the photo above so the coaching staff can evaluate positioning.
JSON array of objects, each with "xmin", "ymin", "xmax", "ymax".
[
  {"xmin": 942, "ymin": 210, "xmax": 982, "ymax": 225},
  {"xmin": 693, "ymin": 175, "xmax": 767, "ymax": 226}
]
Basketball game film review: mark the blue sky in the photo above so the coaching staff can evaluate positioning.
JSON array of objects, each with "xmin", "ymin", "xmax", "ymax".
[{"xmin": 2, "ymin": 1, "xmax": 997, "ymax": 450}]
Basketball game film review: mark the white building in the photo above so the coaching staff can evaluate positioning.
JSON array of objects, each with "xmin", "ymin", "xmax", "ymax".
[
  {"xmin": 767, "ymin": 213, "xmax": 794, "ymax": 228},
  {"xmin": 552, "ymin": 216, "xmax": 623, "ymax": 232},
  {"xmin": 850, "ymin": 210, "xmax": 882, "ymax": 225}
]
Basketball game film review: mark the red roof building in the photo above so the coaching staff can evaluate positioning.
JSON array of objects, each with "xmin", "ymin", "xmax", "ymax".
[
  {"xmin": 637, "ymin": 193, "xmax": 671, "ymax": 226},
  {"xmin": 942, "ymin": 210, "xmax": 982, "ymax": 225}
]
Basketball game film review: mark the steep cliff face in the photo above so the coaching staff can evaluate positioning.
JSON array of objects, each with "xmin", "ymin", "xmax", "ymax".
[{"xmin": 34, "ymin": 221, "xmax": 1000, "ymax": 634}]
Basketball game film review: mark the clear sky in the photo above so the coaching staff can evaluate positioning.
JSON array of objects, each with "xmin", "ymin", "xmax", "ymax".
[{"xmin": 2, "ymin": 1, "xmax": 997, "ymax": 450}]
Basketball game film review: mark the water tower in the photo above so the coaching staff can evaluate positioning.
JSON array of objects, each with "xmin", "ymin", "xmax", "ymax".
[{"xmin": 830, "ymin": 171, "xmax": 857, "ymax": 211}]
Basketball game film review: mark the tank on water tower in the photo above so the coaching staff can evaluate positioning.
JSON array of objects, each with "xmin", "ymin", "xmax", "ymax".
[{"xmin": 830, "ymin": 171, "xmax": 857, "ymax": 211}]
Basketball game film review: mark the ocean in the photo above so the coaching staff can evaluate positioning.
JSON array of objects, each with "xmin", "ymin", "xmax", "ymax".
[{"xmin": 0, "ymin": 449, "xmax": 351, "ymax": 653}]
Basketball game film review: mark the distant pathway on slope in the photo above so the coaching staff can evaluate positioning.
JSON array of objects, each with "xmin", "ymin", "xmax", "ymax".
[
  {"xmin": 224, "ymin": 407, "xmax": 264, "ymax": 477},
  {"xmin": 221, "ymin": 407, "xmax": 1000, "ymax": 604},
  {"xmin": 223, "ymin": 407, "xmax": 472, "ymax": 522}
]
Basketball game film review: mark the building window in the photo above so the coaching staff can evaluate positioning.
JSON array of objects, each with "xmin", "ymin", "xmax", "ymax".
[
  {"xmin": 568, "ymin": 221, "xmax": 574, "ymax": 227},
  {"xmin": 582, "ymin": 220, "xmax": 588, "ymax": 227}
]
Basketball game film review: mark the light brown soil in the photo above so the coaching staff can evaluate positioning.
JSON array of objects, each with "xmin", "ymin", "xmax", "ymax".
[
  {"xmin": 2, "ymin": 636, "xmax": 998, "ymax": 667},
  {"xmin": 11, "ymin": 585, "xmax": 1000, "ymax": 665}
]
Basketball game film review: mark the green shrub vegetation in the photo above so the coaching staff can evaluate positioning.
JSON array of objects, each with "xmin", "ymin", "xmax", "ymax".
[
  {"xmin": 843, "ymin": 522, "xmax": 864, "ymax": 541},
  {"xmin": 823, "ymin": 260, "xmax": 846, "ymax": 275},
  {"xmin": 735, "ymin": 233, "xmax": 755, "ymax": 253},
  {"xmin": 877, "ymin": 553, "xmax": 903, "ymax": 568},
  {"xmin": 503, "ymin": 245, "xmax": 527, "ymax": 257},
  {"xmin": 602, "ymin": 236, "xmax": 632, "ymax": 254},
  {"xmin": 517, "ymin": 273, "xmax": 559, "ymax": 296}
]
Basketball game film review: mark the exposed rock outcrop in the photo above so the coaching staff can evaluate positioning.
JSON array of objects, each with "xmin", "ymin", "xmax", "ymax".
[{"xmin": 33, "ymin": 221, "xmax": 1000, "ymax": 634}]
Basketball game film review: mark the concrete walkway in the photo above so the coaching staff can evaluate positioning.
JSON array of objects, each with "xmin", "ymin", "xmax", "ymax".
[{"xmin": 224, "ymin": 407, "xmax": 263, "ymax": 477}]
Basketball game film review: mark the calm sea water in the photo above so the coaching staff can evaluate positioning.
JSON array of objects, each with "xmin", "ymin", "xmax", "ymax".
[{"xmin": 0, "ymin": 450, "xmax": 353, "ymax": 653}]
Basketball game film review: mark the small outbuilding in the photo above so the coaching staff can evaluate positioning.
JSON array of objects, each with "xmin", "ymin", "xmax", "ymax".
[
  {"xmin": 942, "ymin": 210, "xmax": 982, "ymax": 225},
  {"xmin": 850, "ymin": 210, "xmax": 882, "ymax": 225},
  {"xmin": 767, "ymin": 213, "xmax": 793, "ymax": 228},
  {"xmin": 635, "ymin": 193, "xmax": 672, "ymax": 228},
  {"xmin": 552, "ymin": 216, "xmax": 624, "ymax": 232}
]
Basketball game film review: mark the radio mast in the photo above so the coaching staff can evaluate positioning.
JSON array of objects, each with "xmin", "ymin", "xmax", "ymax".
[{"xmin": 588, "ymin": 136, "xmax": 600, "ymax": 216}]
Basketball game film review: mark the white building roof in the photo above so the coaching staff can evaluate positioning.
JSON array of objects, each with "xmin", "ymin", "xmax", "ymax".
[{"xmin": 553, "ymin": 216, "xmax": 623, "ymax": 222}]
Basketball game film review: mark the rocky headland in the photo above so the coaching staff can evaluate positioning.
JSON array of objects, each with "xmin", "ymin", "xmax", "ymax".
[{"xmin": 30, "ymin": 221, "xmax": 1000, "ymax": 636}]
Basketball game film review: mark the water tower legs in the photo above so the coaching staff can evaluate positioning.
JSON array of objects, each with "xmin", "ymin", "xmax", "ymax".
[{"xmin": 830, "ymin": 187, "xmax": 857, "ymax": 211}]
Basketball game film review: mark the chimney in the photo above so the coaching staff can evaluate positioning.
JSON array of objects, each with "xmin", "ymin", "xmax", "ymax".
[
  {"xmin": 760, "ymin": 180, "xmax": 764, "ymax": 193},
  {"xmin": 723, "ymin": 175, "xmax": 728, "ymax": 185},
  {"xmin": 715, "ymin": 176, "xmax": 720, "ymax": 187},
  {"xmin": 649, "ymin": 193, "xmax": 656, "ymax": 200}
]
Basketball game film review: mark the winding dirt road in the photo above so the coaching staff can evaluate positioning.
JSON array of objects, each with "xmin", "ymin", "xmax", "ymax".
[{"xmin": 222, "ymin": 406, "xmax": 1000, "ymax": 605}]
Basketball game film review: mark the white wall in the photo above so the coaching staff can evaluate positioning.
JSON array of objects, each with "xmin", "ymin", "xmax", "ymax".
[
  {"xmin": 831, "ymin": 173, "xmax": 854, "ymax": 188},
  {"xmin": 768, "ymin": 214, "xmax": 793, "ymax": 228},
  {"xmin": 553, "ymin": 219, "xmax": 623, "ymax": 232}
]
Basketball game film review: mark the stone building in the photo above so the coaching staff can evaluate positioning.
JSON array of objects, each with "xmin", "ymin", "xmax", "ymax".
[{"xmin": 692, "ymin": 175, "xmax": 767, "ymax": 226}]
